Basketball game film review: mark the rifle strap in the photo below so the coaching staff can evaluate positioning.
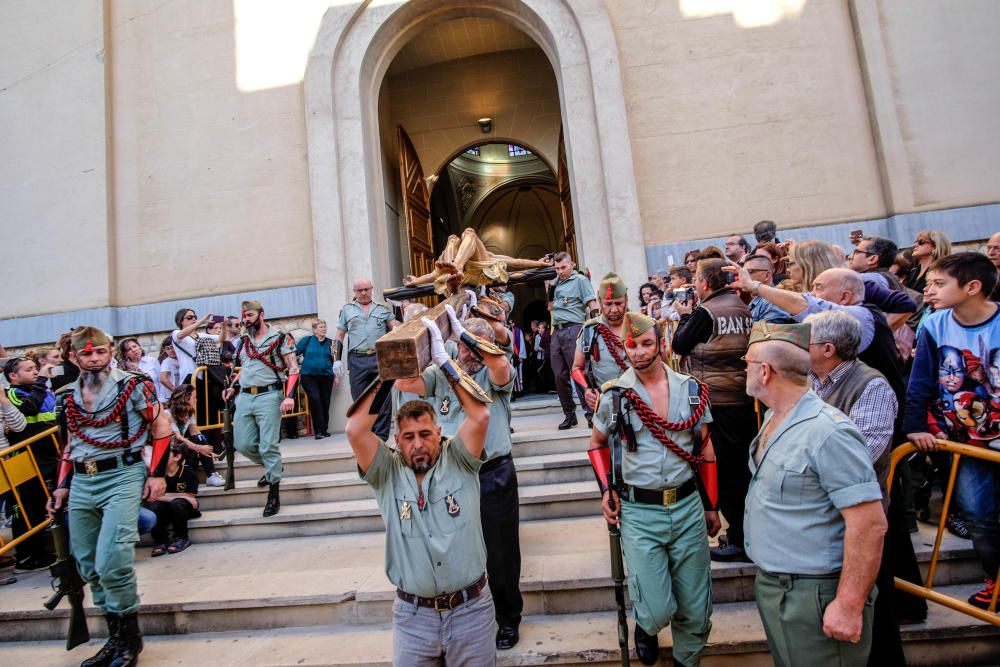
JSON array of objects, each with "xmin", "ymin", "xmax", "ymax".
[{"xmin": 610, "ymin": 389, "xmax": 625, "ymax": 489}]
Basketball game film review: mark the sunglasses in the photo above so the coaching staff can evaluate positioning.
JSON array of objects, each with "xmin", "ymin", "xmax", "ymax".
[
  {"xmin": 183, "ymin": 314, "xmax": 197, "ymax": 320},
  {"xmin": 915, "ymin": 239, "xmax": 933, "ymax": 246}
]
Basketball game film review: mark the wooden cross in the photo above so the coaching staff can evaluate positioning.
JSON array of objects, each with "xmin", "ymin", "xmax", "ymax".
[{"xmin": 375, "ymin": 292, "xmax": 471, "ymax": 380}]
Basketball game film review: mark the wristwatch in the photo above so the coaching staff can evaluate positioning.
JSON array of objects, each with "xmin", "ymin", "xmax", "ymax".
[{"xmin": 750, "ymin": 280, "xmax": 762, "ymax": 297}]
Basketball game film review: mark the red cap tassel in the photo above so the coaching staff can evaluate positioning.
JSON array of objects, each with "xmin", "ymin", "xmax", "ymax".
[{"xmin": 605, "ymin": 284, "xmax": 613, "ymax": 301}]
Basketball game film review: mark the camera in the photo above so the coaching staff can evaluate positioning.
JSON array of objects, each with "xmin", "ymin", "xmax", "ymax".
[{"xmin": 673, "ymin": 287, "xmax": 695, "ymax": 304}]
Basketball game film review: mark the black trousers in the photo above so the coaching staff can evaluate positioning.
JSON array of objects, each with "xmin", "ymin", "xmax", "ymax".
[
  {"xmin": 348, "ymin": 353, "xmax": 390, "ymax": 441},
  {"xmin": 708, "ymin": 403, "xmax": 757, "ymax": 548},
  {"xmin": 480, "ymin": 455, "xmax": 523, "ymax": 629},
  {"xmin": 550, "ymin": 325, "xmax": 590, "ymax": 418},
  {"xmin": 302, "ymin": 374, "xmax": 334, "ymax": 435},
  {"xmin": 147, "ymin": 498, "xmax": 199, "ymax": 544}
]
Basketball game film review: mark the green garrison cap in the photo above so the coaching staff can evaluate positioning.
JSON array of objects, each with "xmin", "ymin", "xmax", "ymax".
[
  {"xmin": 621, "ymin": 311, "xmax": 657, "ymax": 347},
  {"xmin": 747, "ymin": 321, "xmax": 810, "ymax": 352},
  {"xmin": 599, "ymin": 272, "xmax": 627, "ymax": 300},
  {"xmin": 70, "ymin": 326, "xmax": 111, "ymax": 352},
  {"xmin": 241, "ymin": 299, "xmax": 263, "ymax": 313}
]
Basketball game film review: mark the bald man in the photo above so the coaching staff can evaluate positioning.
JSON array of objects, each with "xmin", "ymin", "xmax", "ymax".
[
  {"xmin": 986, "ymin": 231, "xmax": 1000, "ymax": 301},
  {"xmin": 336, "ymin": 277, "xmax": 400, "ymax": 440}
]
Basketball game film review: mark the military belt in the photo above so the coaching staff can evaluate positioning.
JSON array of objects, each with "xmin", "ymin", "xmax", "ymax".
[
  {"xmin": 396, "ymin": 573, "xmax": 488, "ymax": 612},
  {"xmin": 74, "ymin": 449, "xmax": 144, "ymax": 476},
  {"xmin": 244, "ymin": 383, "xmax": 282, "ymax": 395},
  {"xmin": 552, "ymin": 322, "xmax": 580, "ymax": 331},
  {"xmin": 349, "ymin": 349, "xmax": 376, "ymax": 356},
  {"xmin": 627, "ymin": 478, "xmax": 697, "ymax": 506}
]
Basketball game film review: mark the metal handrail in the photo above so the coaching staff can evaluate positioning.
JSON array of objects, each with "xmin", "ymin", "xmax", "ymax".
[
  {"xmin": 887, "ymin": 440, "xmax": 1000, "ymax": 625},
  {"xmin": 191, "ymin": 365, "xmax": 311, "ymax": 433},
  {"xmin": 0, "ymin": 425, "xmax": 60, "ymax": 556}
]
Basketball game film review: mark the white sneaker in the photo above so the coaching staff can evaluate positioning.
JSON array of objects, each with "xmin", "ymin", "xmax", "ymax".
[{"xmin": 205, "ymin": 473, "xmax": 225, "ymax": 487}]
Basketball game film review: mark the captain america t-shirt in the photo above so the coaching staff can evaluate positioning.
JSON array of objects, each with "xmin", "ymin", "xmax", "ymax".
[{"xmin": 904, "ymin": 306, "xmax": 1000, "ymax": 445}]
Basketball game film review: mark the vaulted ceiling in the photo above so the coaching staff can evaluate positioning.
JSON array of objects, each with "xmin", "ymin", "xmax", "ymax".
[{"xmin": 387, "ymin": 17, "xmax": 539, "ymax": 74}]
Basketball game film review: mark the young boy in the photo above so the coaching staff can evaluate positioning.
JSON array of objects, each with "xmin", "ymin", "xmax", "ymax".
[{"xmin": 904, "ymin": 252, "xmax": 1000, "ymax": 609}]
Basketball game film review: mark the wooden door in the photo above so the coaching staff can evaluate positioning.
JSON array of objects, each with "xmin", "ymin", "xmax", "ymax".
[
  {"xmin": 557, "ymin": 129, "xmax": 578, "ymax": 263},
  {"xmin": 397, "ymin": 126, "xmax": 437, "ymax": 307}
]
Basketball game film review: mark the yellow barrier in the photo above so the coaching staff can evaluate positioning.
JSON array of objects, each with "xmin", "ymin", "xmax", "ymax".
[
  {"xmin": 0, "ymin": 425, "xmax": 60, "ymax": 557},
  {"xmin": 887, "ymin": 441, "xmax": 1000, "ymax": 625},
  {"xmin": 191, "ymin": 365, "xmax": 311, "ymax": 434}
]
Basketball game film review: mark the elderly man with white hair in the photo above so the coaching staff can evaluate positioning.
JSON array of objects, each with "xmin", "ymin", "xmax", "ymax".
[{"xmin": 730, "ymin": 266, "xmax": 909, "ymax": 404}]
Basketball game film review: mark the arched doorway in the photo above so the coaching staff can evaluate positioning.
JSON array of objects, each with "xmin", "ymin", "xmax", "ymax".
[{"xmin": 304, "ymin": 0, "xmax": 646, "ymax": 427}]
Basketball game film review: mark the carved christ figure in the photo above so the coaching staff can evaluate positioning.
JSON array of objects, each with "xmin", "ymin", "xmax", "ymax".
[{"xmin": 403, "ymin": 227, "xmax": 553, "ymax": 295}]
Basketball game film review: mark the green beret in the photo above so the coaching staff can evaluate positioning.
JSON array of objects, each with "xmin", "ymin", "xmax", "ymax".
[
  {"xmin": 599, "ymin": 272, "xmax": 627, "ymax": 300},
  {"xmin": 241, "ymin": 300, "xmax": 263, "ymax": 313},
  {"xmin": 621, "ymin": 311, "xmax": 657, "ymax": 343},
  {"xmin": 71, "ymin": 326, "xmax": 111, "ymax": 351},
  {"xmin": 747, "ymin": 321, "xmax": 810, "ymax": 352}
]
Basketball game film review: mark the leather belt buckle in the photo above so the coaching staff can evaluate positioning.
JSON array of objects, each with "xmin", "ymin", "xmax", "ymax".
[
  {"xmin": 84, "ymin": 459, "xmax": 99, "ymax": 476},
  {"xmin": 662, "ymin": 487, "xmax": 677, "ymax": 505}
]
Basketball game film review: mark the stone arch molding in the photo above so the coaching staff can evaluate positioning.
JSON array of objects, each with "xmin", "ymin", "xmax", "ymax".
[{"xmin": 304, "ymin": 0, "xmax": 647, "ymax": 322}]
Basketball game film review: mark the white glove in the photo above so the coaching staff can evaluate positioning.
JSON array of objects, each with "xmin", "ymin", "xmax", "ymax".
[
  {"xmin": 421, "ymin": 317, "xmax": 451, "ymax": 367},
  {"xmin": 332, "ymin": 360, "xmax": 344, "ymax": 378},
  {"xmin": 445, "ymin": 304, "xmax": 468, "ymax": 340},
  {"xmin": 461, "ymin": 289, "xmax": 478, "ymax": 319}
]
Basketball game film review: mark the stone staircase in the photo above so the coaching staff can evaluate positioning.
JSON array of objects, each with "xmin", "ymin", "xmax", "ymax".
[{"xmin": 3, "ymin": 396, "xmax": 999, "ymax": 665}]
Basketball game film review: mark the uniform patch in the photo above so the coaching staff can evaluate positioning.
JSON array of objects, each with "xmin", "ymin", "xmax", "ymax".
[
  {"xmin": 440, "ymin": 397, "xmax": 451, "ymax": 415},
  {"xmin": 400, "ymin": 501, "xmax": 412, "ymax": 521},
  {"xmin": 445, "ymin": 494, "xmax": 460, "ymax": 516}
]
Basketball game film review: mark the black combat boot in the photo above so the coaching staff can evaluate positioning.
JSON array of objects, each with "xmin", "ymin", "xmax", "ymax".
[
  {"xmin": 80, "ymin": 613, "xmax": 119, "ymax": 667},
  {"xmin": 263, "ymin": 482, "xmax": 280, "ymax": 517},
  {"xmin": 634, "ymin": 623, "xmax": 660, "ymax": 666},
  {"xmin": 107, "ymin": 613, "xmax": 142, "ymax": 667}
]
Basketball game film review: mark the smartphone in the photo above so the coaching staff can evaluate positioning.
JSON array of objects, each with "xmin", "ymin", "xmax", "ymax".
[
  {"xmin": 725, "ymin": 270, "xmax": 737, "ymax": 285},
  {"xmin": 850, "ymin": 229, "xmax": 863, "ymax": 245},
  {"xmin": 211, "ymin": 315, "xmax": 225, "ymax": 323}
]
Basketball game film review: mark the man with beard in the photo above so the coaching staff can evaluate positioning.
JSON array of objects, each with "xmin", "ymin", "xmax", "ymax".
[
  {"xmin": 572, "ymin": 272, "xmax": 630, "ymax": 416},
  {"xmin": 743, "ymin": 321, "xmax": 886, "ymax": 666},
  {"xmin": 346, "ymin": 316, "xmax": 493, "ymax": 665},
  {"xmin": 47, "ymin": 327, "xmax": 173, "ymax": 667},
  {"xmin": 395, "ymin": 303, "xmax": 523, "ymax": 650},
  {"xmin": 336, "ymin": 277, "xmax": 400, "ymax": 441},
  {"xmin": 222, "ymin": 300, "xmax": 299, "ymax": 517},
  {"xmin": 589, "ymin": 312, "xmax": 719, "ymax": 666}
]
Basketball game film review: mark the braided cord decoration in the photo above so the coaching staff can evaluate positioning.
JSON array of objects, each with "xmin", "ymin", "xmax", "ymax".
[
  {"xmin": 595, "ymin": 324, "xmax": 628, "ymax": 371},
  {"xmin": 64, "ymin": 376, "xmax": 150, "ymax": 449},
  {"xmin": 240, "ymin": 333, "xmax": 284, "ymax": 372},
  {"xmin": 622, "ymin": 382, "xmax": 711, "ymax": 464}
]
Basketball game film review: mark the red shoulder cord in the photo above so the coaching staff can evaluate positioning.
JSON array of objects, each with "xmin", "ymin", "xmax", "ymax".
[
  {"xmin": 240, "ymin": 334, "xmax": 284, "ymax": 372},
  {"xmin": 621, "ymin": 383, "xmax": 711, "ymax": 464},
  {"xmin": 594, "ymin": 324, "xmax": 628, "ymax": 371},
  {"xmin": 63, "ymin": 376, "xmax": 149, "ymax": 449}
]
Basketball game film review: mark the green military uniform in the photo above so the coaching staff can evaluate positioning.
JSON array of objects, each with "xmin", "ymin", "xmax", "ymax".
[
  {"xmin": 551, "ymin": 272, "xmax": 597, "ymax": 326},
  {"xmin": 418, "ymin": 363, "xmax": 513, "ymax": 460},
  {"xmin": 66, "ymin": 368, "xmax": 156, "ymax": 616},
  {"xmin": 234, "ymin": 325, "xmax": 296, "ymax": 484},
  {"xmin": 576, "ymin": 316, "xmax": 629, "ymax": 386},
  {"xmin": 593, "ymin": 363, "xmax": 714, "ymax": 666},
  {"xmin": 338, "ymin": 299, "xmax": 394, "ymax": 440}
]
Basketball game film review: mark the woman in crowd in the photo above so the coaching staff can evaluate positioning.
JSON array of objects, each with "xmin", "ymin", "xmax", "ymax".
[
  {"xmin": 166, "ymin": 384, "xmax": 224, "ymax": 487},
  {"xmin": 34, "ymin": 346, "xmax": 63, "ymax": 389},
  {"xmin": 638, "ymin": 282, "xmax": 663, "ymax": 316},
  {"xmin": 146, "ymin": 443, "xmax": 201, "ymax": 556},
  {"xmin": 296, "ymin": 319, "xmax": 336, "ymax": 440},
  {"xmin": 905, "ymin": 230, "xmax": 952, "ymax": 293},
  {"xmin": 683, "ymin": 250, "xmax": 700, "ymax": 273},
  {"xmin": 751, "ymin": 242, "xmax": 789, "ymax": 283},
  {"xmin": 784, "ymin": 239, "xmax": 843, "ymax": 292},
  {"xmin": 891, "ymin": 248, "xmax": 914, "ymax": 285},
  {"xmin": 171, "ymin": 309, "xmax": 220, "ymax": 384},
  {"xmin": 158, "ymin": 336, "xmax": 181, "ymax": 403},
  {"xmin": 118, "ymin": 338, "xmax": 161, "ymax": 386},
  {"xmin": 49, "ymin": 331, "xmax": 79, "ymax": 392}
]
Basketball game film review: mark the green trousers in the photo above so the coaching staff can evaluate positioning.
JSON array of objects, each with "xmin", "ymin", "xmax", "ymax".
[
  {"xmin": 234, "ymin": 390, "xmax": 284, "ymax": 484},
  {"xmin": 620, "ymin": 492, "xmax": 713, "ymax": 666},
  {"xmin": 754, "ymin": 570, "xmax": 875, "ymax": 667},
  {"xmin": 69, "ymin": 460, "xmax": 145, "ymax": 614}
]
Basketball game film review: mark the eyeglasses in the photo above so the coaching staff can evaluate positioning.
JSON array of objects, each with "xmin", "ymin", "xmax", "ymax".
[
  {"xmin": 182, "ymin": 314, "xmax": 197, "ymax": 320},
  {"xmin": 915, "ymin": 239, "xmax": 933, "ymax": 246},
  {"xmin": 740, "ymin": 355, "xmax": 764, "ymax": 366},
  {"xmin": 851, "ymin": 249, "xmax": 876, "ymax": 256},
  {"xmin": 746, "ymin": 268, "xmax": 770, "ymax": 275}
]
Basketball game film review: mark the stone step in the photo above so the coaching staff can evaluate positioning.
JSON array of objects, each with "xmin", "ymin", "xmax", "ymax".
[
  {"xmin": 0, "ymin": 520, "xmax": 982, "ymax": 642},
  {"xmin": 188, "ymin": 481, "xmax": 599, "ymax": 542},
  {"xmin": 200, "ymin": 451, "xmax": 591, "ymax": 511},
  {"xmin": 510, "ymin": 394, "xmax": 563, "ymax": 416},
  {"xmin": 6, "ymin": 586, "xmax": 997, "ymax": 666},
  {"xmin": 230, "ymin": 414, "xmax": 589, "ymax": 482}
]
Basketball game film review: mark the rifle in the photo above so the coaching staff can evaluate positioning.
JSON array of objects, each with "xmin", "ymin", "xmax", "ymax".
[
  {"xmin": 607, "ymin": 389, "xmax": 630, "ymax": 667},
  {"xmin": 223, "ymin": 389, "xmax": 235, "ymax": 491},
  {"xmin": 45, "ymin": 509, "xmax": 90, "ymax": 650}
]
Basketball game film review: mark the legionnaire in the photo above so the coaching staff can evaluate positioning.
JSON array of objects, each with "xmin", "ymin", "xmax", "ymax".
[
  {"xmin": 222, "ymin": 300, "xmax": 299, "ymax": 517},
  {"xmin": 743, "ymin": 321, "xmax": 886, "ymax": 666},
  {"xmin": 47, "ymin": 326, "xmax": 174, "ymax": 667},
  {"xmin": 346, "ymin": 316, "xmax": 495, "ymax": 665},
  {"xmin": 588, "ymin": 312, "xmax": 720, "ymax": 666},
  {"xmin": 396, "ymin": 302, "xmax": 524, "ymax": 650},
  {"xmin": 335, "ymin": 277, "xmax": 400, "ymax": 441},
  {"xmin": 548, "ymin": 252, "xmax": 598, "ymax": 430},
  {"xmin": 671, "ymin": 257, "xmax": 756, "ymax": 562},
  {"xmin": 572, "ymin": 272, "xmax": 630, "ymax": 419}
]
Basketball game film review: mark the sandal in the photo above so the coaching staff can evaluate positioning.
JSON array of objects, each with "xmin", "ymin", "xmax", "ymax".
[
  {"xmin": 151, "ymin": 544, "xmax": 168, "ymax": 557},
  {"xmin": 167, "ymin": 537, "xmax": 191, "ymax": 554}
]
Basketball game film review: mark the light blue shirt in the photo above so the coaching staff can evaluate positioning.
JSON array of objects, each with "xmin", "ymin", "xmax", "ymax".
[
  {"xmin": 551, "ymin": 273, "xmax": 597, "ymax": 325},
  {"xmin": 575, "ymin": 318, "xmax": 629, "ymax": 385},
  {"xmin": 337, "ymin": 301, "xmax": 394, "ymax": 352},
  {"xmin": 793, "ymin": 295, "xmax": 875, "ymax": 352},
  {"xmin": 749, "ymin": 296, "xmax": 790, "ymax": 323},
  {"xmin": 67, "ymin": 368, "xmax": 154, "ymax": 461},
  {"xmin": 593, "ymin": 365, "xmax": 712, "ymax": 490},
  {"xmin": 744, "ymin": 390, "xmax": 882, "ymax": 574}
]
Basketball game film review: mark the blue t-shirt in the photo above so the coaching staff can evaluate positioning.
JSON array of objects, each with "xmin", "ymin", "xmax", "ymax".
[{"xmin": 296, "ymin": 335, "xmax": 334, "ymax": 377}]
